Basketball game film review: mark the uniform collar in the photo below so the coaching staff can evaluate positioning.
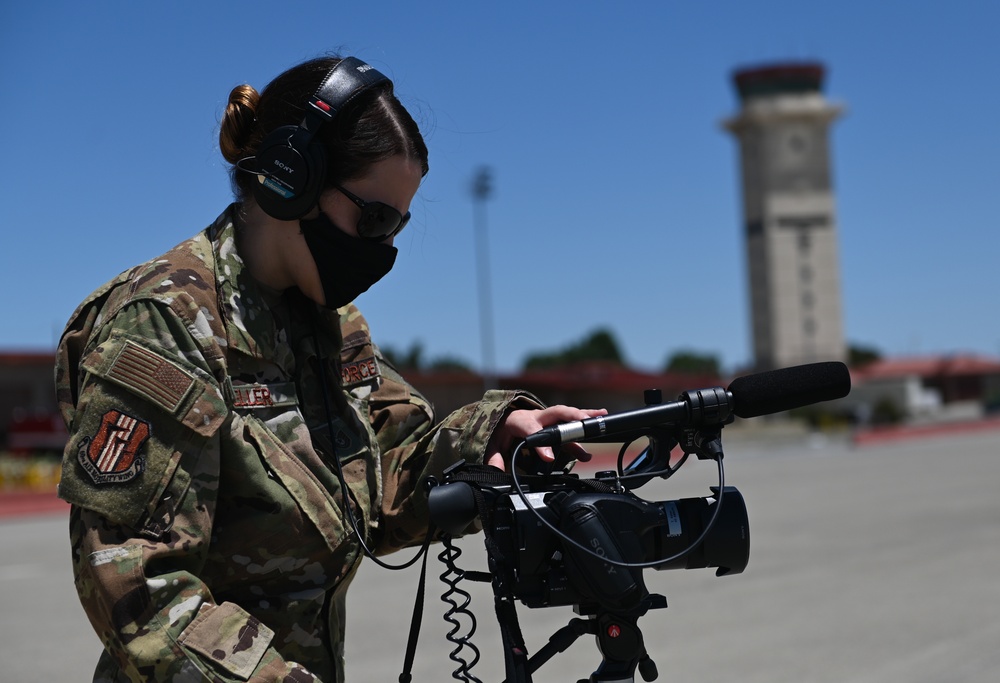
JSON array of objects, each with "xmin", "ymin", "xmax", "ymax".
[
  {"xmin": 210, "ymin": 205, "xmax": 286, "ymax": 365},
  {"xmin": 209, "ymin": 205, "xmax": 345, "ymax": 370}
]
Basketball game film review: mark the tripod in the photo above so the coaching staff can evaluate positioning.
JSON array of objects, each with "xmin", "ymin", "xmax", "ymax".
[{"xmin": 505, "ymin": 595, "xmax": 667, "ymax": 683}]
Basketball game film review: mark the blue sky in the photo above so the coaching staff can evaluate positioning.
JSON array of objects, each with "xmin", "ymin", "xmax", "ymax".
[{"xmin": 2, "ymin": 0, "xmax": 997, "ymax": 374}]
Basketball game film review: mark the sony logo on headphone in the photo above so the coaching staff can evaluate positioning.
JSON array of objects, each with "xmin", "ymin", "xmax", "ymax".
[
  {"xmin": 356, "ymin": 64, "xmax": 374, "ymax": 73},
  {"xmin": 273, "ymin": 159, "xmax": 295, "ymax": 174}
]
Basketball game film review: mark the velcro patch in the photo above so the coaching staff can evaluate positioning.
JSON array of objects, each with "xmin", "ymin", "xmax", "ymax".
[
  {"xmin": 77, "ymin": 410, "xmax": 151, "ymax": 485},
  {"xmin": 107, "ymin": 341, "xmax": 196, "ymax": 414}
]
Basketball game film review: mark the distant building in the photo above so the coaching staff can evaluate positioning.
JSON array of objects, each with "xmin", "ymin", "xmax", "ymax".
[
  {"xmin": 498, "ymin": 362, "xmax": 722, "ymax": 415},
  {"xmin": 843, "ymin": 355, "xmax": 1000, "ymax": 423},
  {"xmin": 402, "ymin": 362, "xmax": 722, "ymax": 419},
  {"xmin": 723, "ymin": 62, "xmax": 847, "ymax": 371},
  {"xmin": 0, "ymin": 352, "xmax": 64, "ymax": 452}
]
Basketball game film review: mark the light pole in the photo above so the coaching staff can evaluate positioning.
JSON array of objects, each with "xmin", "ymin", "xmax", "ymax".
[{"xmin": 471, "ymin": 166, "xmax": 497, "ymax": 391}]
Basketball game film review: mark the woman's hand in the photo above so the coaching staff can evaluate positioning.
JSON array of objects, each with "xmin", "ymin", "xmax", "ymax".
[{"xmin": 486, "ymin": 405, "xmax": 608, "ymax": 471}]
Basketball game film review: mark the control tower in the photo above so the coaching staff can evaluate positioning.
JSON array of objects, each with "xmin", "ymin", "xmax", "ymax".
[{"xmin": 723, "ymin": 63, "xmax": 847, "ymax": 371}]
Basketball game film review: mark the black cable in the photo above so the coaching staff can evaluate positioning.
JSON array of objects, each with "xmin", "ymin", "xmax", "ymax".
[
  {"xmin": 311, "ymin": 314, "xmax": 429, "ymax": 571},
  {"xmin": 234, "ymin": 156, "xmax": 259, "ymax": 175},
  {"xmin": 510, "ymin": 440, "xmax": 726, "ymax": 570},
  {"xmin": 616, "ymin": 440, "xmax": 631, "ymax": 475},
  {"xmin": 438, "ymin": 536, "xmax": 483, "ymax": 683}
]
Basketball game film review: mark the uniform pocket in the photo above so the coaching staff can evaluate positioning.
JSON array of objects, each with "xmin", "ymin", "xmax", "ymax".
[
  {"xmin": 240, "ymin": 414, "xmax": 352, "ymax": 556},
  {"xmin": 178, "ymin": 601, "xmax": 275, "ymax": 680}
]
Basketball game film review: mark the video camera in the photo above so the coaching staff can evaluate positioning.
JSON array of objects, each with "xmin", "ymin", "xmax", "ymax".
[{"xmin": 424, "ymin": 361, "xmax": 850, "ymax": 683}]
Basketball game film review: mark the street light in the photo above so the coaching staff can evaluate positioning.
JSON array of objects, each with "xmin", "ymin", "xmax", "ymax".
[{"xmin": 471, "ymin": 166, "xmax": 497, "ymax": 391}]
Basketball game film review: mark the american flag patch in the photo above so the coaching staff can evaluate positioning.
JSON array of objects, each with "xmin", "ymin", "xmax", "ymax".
[
  {"xmin": 77, "ymin": 410, "xmax": 151, "ymax": 485},
  {"xmin": 107, "ymin": 341, "xmax": 196, "ymax": 414}
]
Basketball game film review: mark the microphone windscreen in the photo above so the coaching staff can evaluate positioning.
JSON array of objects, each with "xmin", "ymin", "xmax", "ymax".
[{"xmin": 728, "ymin": 361, "xmax": 851, "ymax": 418}]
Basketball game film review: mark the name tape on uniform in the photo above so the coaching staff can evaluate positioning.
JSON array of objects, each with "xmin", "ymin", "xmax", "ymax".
[
  {"xmin": 341, "ymin": 356, "xmax": 380, "ymax": 388},
  {"xmin": 224, "ymin": 379, "xmax": 299, "ymax": 409}
]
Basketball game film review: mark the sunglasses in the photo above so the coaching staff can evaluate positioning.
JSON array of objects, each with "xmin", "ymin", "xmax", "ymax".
[{"xmin": 335, "ymin": 185, "xmax": 411, "ymax": 241}]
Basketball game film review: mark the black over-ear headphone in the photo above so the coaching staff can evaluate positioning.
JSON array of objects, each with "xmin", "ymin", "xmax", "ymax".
[{"xmin": 251, "ymin": 57, "xmax": 390, "ymax": 221}]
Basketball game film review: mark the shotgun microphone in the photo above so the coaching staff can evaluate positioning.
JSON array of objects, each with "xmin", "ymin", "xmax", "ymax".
[{"xmin": 524, "ymin": 361, "xmax": 850, "ymax": 447}]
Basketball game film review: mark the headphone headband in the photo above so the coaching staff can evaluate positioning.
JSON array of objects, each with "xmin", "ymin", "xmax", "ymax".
[
  {"xmin": 312, "ymin": 56, "xmax": 390, "ymax": 119},
  {"xmin": 252, "ymin": 57, "xmax": 391, "ymax": 220}
]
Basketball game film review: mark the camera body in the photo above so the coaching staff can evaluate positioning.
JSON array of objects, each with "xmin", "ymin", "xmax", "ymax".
[
  {"xmin": 429, "ymin": 466, "xmax": 749, "ymax": 615},
  {"xmin": 494, "ymin": 483, "xmax": 749, "ymax": 613}
]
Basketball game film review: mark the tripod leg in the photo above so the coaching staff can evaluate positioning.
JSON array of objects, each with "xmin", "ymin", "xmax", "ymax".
[{"xmin": 523, "ymin": 618, "xmax": 594, "ymax": 675}]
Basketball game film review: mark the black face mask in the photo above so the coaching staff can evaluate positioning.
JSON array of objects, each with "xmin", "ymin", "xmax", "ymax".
[{"xmin": 299, "ymin": 211, "xmax": 398, "ymax": 309}]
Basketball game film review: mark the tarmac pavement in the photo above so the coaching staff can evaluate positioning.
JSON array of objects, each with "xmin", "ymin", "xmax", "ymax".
[{"xmin": 2, "ymin": 425, "xmax": 999, "ymax": 682}]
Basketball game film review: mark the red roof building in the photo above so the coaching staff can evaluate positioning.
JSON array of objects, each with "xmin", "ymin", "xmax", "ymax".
[{"xmin": 851, "ymin": 355, "xmax": 1000, "ymax": 404}]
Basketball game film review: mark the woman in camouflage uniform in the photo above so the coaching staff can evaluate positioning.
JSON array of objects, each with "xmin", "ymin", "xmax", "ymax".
[{"xmin": 55, "ymin": 55, "xmax": 603, "ymax": 682}]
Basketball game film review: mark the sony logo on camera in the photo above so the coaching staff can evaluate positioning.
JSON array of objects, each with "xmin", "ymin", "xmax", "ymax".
[{"xmin": 589, "ymin": 537, "xmax": 618, "ymax": 575}]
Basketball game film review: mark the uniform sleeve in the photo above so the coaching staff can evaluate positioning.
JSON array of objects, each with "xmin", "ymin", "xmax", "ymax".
[
  {"xmin": 59, "ymin": 300, "xmax": 324, "ymax": 682},
  {"xmin": 366, "ymin": 356, "xmax": 544, "ymax": 555}
]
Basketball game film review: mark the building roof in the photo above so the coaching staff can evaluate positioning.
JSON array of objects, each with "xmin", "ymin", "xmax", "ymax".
[
  {"xmin": 500, "ymin": 361, "xmax": 721, "ymax": 396},
  {"xmin": 733, "ymin": 62, "xmax": 825, "ymax": 100},
  {"xmin": 852, "ymin": 355, "xmax": 1000, "ymax": 382},
  {"xmin": 0, "ymin": 351, "xmax": 56, "ymax": 367}
]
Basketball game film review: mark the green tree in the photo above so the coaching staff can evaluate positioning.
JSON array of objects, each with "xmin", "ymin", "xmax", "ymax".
[
  {"xmin": 382, "ymin": 343, "xmax": 473, "ymax": 373},
  {"xmin": 523, "ymin": 328, "xmax": 625, "ymax": 370},
  {"xmin": 664, "ymin": 350, "xmax": 721, "ymax": 376},
  {"xmin": 427, "ymin": 356, "xmax": 473, "ymax": 372},
  {"xmin": 848, "ymin": 343, "xmax": 882, "ymax": 368},
  {"xmin": 381, "ymin": 342, "xmax": 423, "ymax": 370}
]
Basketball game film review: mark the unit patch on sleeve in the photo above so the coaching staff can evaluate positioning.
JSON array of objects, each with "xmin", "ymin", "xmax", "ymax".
[{"xmin": 77, "ymin": 410, "xmax": 152, "ymax": 485}]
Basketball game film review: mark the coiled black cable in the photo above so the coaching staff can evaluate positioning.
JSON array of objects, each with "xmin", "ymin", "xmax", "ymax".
[{"xmin": 438, "ymin": 535, "xmax": 483, "ymax": 682}]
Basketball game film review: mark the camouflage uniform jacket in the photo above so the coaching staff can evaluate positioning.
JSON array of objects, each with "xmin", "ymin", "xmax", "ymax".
[{"xmin": 55, "ymin": 206, "xmax": 541, "ymax": 682}]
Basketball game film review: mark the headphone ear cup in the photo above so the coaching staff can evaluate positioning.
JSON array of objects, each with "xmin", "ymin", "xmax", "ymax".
[{"xmin": 252, "ymin": 125, "xmax": 328, "ymax": 220}]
